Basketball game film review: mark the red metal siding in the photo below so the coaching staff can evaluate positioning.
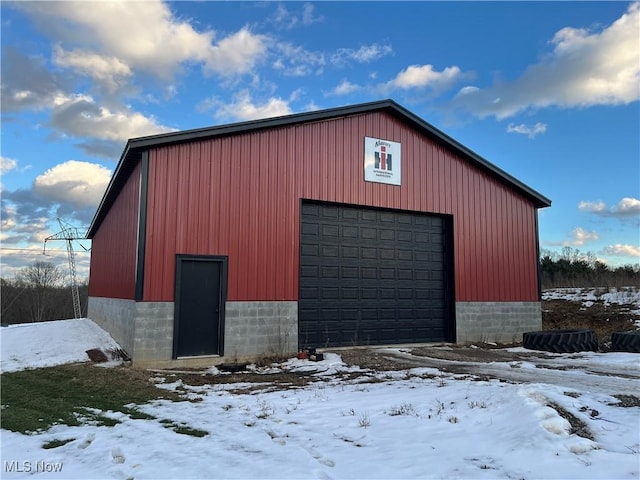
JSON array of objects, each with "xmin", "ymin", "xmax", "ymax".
[
  {"xmin": 88, "ymin": 161, "xmax": 141, "ymax": 299},
  {"xmin": 143, "ymin": 112, "xmax": 540, "ymax": 302}
]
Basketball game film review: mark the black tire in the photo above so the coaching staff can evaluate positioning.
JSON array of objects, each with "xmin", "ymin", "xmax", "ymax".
[
  {"xmin": 611, "ymin": 331, "xmax": 640, "ymax": 353},
  {"xmin": 522, "ymin": 329, "xmax": 599, "ymax": 353}
]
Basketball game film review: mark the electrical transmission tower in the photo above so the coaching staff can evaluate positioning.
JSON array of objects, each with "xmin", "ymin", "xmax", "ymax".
[{"xmin": 43, "ymin": 218, "xmax": 88, "ymax": 319}]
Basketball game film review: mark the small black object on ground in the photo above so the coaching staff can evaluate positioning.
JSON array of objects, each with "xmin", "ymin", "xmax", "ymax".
[
  {"xmin": 218, "ymin": 362, "xmax": 249, "ymax": 373},
  {"xmin": 299, "ymin": 347, "xmax": 324, "ymax": 362},
  {"xmin": 86, "ymin": 348, "xmax": 131, "ymax": 363}
]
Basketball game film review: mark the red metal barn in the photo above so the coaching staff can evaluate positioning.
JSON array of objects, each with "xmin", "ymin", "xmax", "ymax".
[{"xmin": 87, "ymin": 100, "xmax": 550, "ymax": 367}]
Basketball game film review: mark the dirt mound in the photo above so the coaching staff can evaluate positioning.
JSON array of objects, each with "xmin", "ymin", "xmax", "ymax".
[{"xmin": 542, "ymin": 299, "xmax": 638, "ymax": 349}]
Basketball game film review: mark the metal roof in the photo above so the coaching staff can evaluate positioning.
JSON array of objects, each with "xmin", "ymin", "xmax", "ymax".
[{"xmin": 87, "ymin": 99, "xmax": 551, "ymax": 238}]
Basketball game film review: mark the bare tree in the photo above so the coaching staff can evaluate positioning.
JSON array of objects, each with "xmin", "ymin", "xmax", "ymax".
[{"xmin": 15, "ymin": 261, "xmax": 65, "ymax": 322}]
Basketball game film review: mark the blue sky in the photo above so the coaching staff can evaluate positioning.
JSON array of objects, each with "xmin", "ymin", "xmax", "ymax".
[{"xmin": 1, "ymin": 1, "xmax": 639, "ymax": 279}]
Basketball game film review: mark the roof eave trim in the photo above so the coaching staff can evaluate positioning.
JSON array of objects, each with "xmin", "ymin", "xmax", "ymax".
[
  {"xmin": 87, "ymin": 142, "xmax": 135, "ymax": 238},
  {"xmin": 126, "ymin": 99, "xmax": 398, "ymax": 150}
]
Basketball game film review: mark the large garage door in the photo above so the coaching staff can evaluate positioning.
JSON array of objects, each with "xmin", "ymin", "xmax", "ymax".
[{"xmin": 299, "ymin": 201, "xmax": 453, "ymax": 348}]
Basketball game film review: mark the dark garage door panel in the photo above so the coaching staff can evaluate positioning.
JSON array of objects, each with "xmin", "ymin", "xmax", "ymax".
[{"xmin": 299, "ymin": 202, "xmax": 452, "ymax": 347}]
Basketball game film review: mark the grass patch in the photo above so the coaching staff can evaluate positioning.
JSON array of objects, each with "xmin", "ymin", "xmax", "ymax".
[
  {"xmin": 387, "ymin": 403, "xmax": 418, "ymax": 416},
  {"xmin": 172, "ymin": 425, "xmax": 208, "ymax": 437},
  {"xmin": 548, "ymin": 401, "xmax": 594, "ymax": 441},
  {"xmin": 1, "ymin": 364, "xmax": 181, "ymax": 434},
  {"xmin": 42, "ymin": 438, "xmax": 76, "ymax": 449},
  {"xmin": 610, "ymin": 394, "xmax": 640, "ymax": 407},
  {"xmin": 159, "ymin": 419, "xmax": 208, "ymax": 437},
  {"xmin": 126, "ymin": 408, "xmax": 157, "ymax": 420}
]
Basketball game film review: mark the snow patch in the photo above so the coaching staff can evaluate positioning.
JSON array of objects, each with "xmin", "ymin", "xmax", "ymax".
[
  {"xmin": 543, "ymin": 287, "xmax": 640, "ymax": 308},
  {"xmin": 0, "ymin": 318, "xmax": 122, "ymax": 373}
]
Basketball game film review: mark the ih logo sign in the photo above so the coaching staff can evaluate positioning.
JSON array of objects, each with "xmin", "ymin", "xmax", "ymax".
[
  {"xmin": 364, "ymin": 136, "xmax": 401, "ymax": 185},
  {"xmin": 374, "ymin": 144, "xmax": 393, "ymax": 171}
]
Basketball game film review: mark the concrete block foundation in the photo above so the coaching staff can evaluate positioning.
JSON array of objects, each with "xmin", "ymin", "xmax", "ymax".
[
  {"xmin": 88, "ymin": 297, "xmax": 297, "ymax": 368},
  {"xmin": 131, "ymin": 302, "xmax": 174, "ymax": 362},
  {"xmin": 224, "ymin": 301, "xmax": 298, "ymax": 359},
  {"xmin": 87, "ymin": 297, "xmax": 136, "ymax": 355},
  {"xmin": 89, "ymin": 297, "xmax": 540, "ymax": 367},
  {"xmin": 455, "ymin": 301, "xmax": 542, "ymax": 343}
]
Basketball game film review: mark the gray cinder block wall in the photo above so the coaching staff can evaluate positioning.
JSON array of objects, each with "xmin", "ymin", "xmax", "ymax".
[
  {"xmin": 131, "ymin": 302, "xmax": 174, "ymax": 362},
  {"xmin": 87, "ymin": 297, "xmax": 137, "ymax": 355},
  {"xmin": 88, "ymin": 297, "xmax": 297, "ymax": 368},
  {"xmin": 455, "ymin": 301, "xmax": 541, "ymax": 343},
  {"xmin": 224, "ymin": 301, "xmax": 298, "ymax": 359},
  {"xmin": 88, "ymin": 298, "xmax": 174, "ymax": 365}
]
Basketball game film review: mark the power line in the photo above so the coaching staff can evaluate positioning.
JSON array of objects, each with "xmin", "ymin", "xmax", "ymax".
[{"xmin": 0, "ymin": 247, "xmax": 90, "ymax": 254}]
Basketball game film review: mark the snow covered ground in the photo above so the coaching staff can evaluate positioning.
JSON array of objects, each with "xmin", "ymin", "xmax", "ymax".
[
  {"xmin": 1, "ymin": 291, "xmax": 639, "ymax": 479},
  {"xmin": 543, "ymin": 286, "xmax": 640, "ymax": 315}
]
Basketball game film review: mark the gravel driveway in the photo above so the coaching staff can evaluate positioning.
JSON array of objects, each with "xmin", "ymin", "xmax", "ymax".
[{"xmin": 338, "ymin": 345, "xmax": 640, "ymax": 396}]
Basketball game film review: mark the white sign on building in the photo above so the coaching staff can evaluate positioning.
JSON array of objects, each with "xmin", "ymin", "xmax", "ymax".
[{"xmin": 364, "ymin": 136, "xmax": 401, "ymax": 186}]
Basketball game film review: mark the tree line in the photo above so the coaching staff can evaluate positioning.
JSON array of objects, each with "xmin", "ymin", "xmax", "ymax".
[
  {"xmin": 540, "ymin": 247, "xmax": 639, "ymax": 289},
  {"xmin": 1, "ymin": 261, "xmax": 88, "ymax": 325},
  {"xmin": 1, "ymin": 252, "xmax": 639, "ymax": 325}
]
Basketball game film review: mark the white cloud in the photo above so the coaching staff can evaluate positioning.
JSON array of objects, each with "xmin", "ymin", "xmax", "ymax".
[
  {"xmin": 454, "ymin": 3, "xmax": 640, "ymax": 119},
  {"xmin": 207, "ymin": 91, "xmax": 292, "ymax": 122},
  {"xmin": 506, "ymin": 122, "xmax": 547, "ymax": 139},
  {"xmin": 301, "ymin": 3, "xmax": 323, "ymax": 26},
  {"xmin": 1, "ymin": 157, "xmax": 18, "ymax": 174},
  {"xmin": 569, "ymin": 227, "xmax": 599, "ymax": 246},
  {"xmin": 271, "ymin": 3, "xmax": 296, "ymax": 29},
  {"xmin": 331, "ymin": 80, "xmax": 361, "ymax": 96},
  {"xmin": 0, "ymin": 48, "xmax": 72, "ymax": 112},
  {"xmin": 300, "ymin": 101, "xmax": 320, "ymax": 112},
  {"xmin": 2, "ymin": 189, "xmax": 62, "ymax": 244},
  {"xmin": 457, "ymin": 86, "xmax": 480, "ymax": 96},
  {"xmin": 33, "ymin": 160, "xmax": 112, "ymax": 210},
  {"xmin": 617, "ymin": 197, "xmax": 640, "ymax": 216},
  {"xmin": 1, "ymin": 207, "xmax": 17, "ymax": 232},
  {"xmin": 601, "ymin": 244, "xmax": 640, "ymax": 257},
  {"xmin": 17, "ymin": 0, "xmax": 267, "ymax": 80},
  {"xmin": 331, "ymin": 63, "xmax": 466, "ymax": 97},
  {"xmin": 273, "ymin": 42, "xmax": 325, "ymax": 76},
  {"xmin": 4, "ymin": 1, "xmax": 266, "ymax": 156},
  {"xmin": 579, "ymin": 197, "xmax": 640, "ymax": 219},
  {"xmin": 272, "ymin": 41, "xmax": 392, "ymax": 79},
  {"xmin": 271, "ymin": 3, "xmax": 323, "ymax": 30},
  {"xmin": 387, "ymin": 64, "xmax": 465, "ymax": 91},
  {"xmin": 331, "ymin": 44, "xmax": 393, "ymax": 65},
  {"xmin": 53, "ymin": 45, "xmax": 133, "ymax": 93},
  {"xmin": 578, "ymin": 200, "xmax": 607, "ymax": 214},
  {"xmin": 547, "ymin": 227, "xmax": 600, "ymax": 247},
  {"xmin": 1, "ymin": 161, "xmax": 110, "ymax": 248},
  {"xmin": 50, "ymin": 94, "xmax": 175, "ymax": 142},
  {"xmin": 205, "ymin": 28, "xmax": 268, "ymax": 77}
]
